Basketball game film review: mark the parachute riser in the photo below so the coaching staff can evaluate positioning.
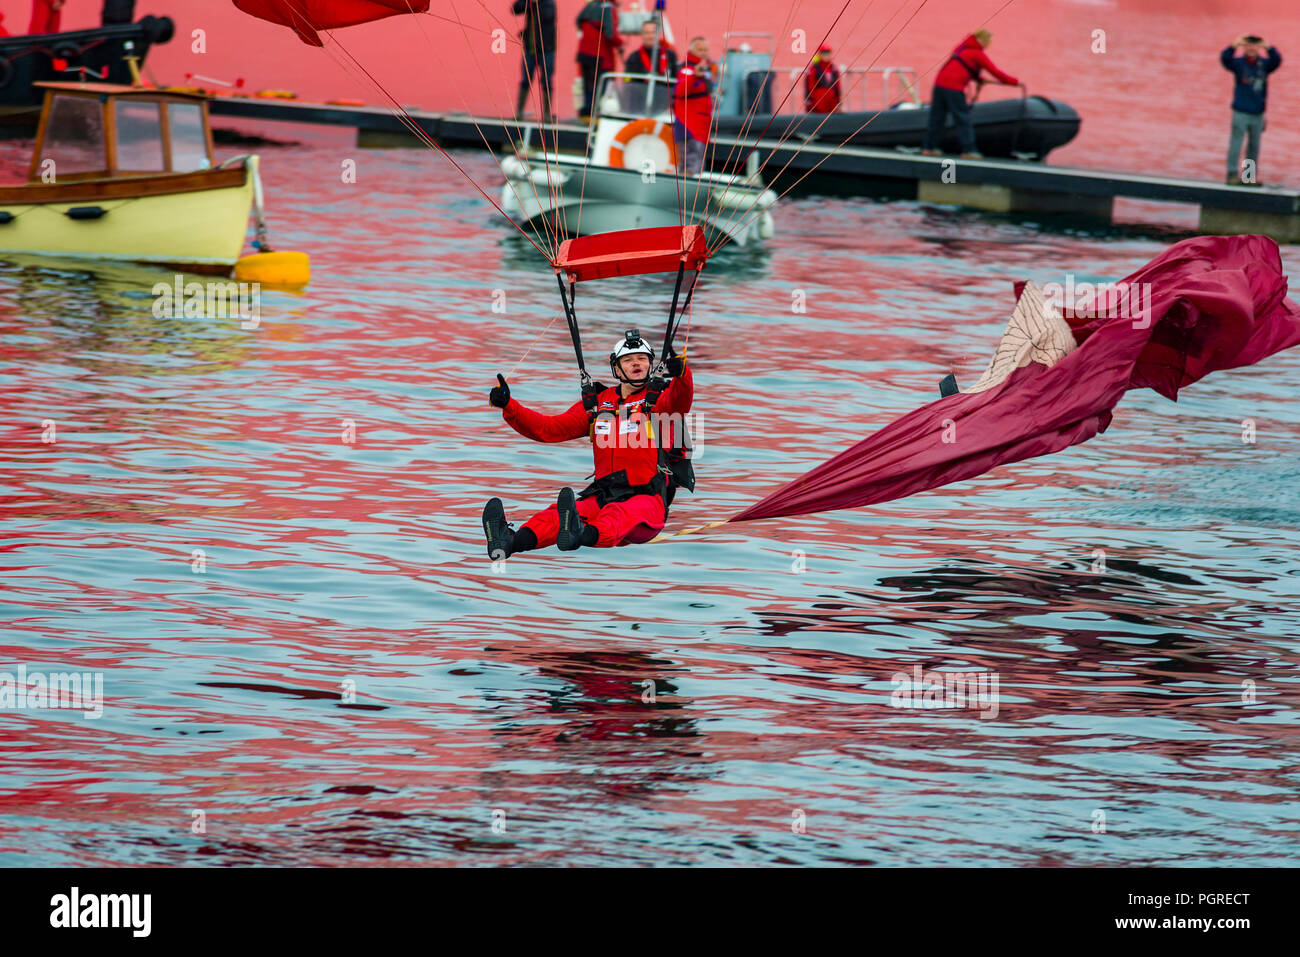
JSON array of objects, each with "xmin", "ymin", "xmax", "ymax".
[
  {"xmin": 556, "ymin": 272, "xmax": 599, "ymax": 406},
  {"xmin": 653, "ymin": 259, "xmax": 703, "ymax": 381}
]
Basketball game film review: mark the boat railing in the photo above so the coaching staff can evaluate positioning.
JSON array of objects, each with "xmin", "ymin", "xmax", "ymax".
[
  {"xmin": 722, "ymin": 32, "xmax": 776, "ymax": 56},
  {"xmin": 777, "ymin": 65, "xmax": 922, "ymax": 113}
]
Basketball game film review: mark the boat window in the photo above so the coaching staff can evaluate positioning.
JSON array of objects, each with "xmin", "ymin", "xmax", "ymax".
[
  {"xmin": 39, "ymin": 95, "xmax": 106, "ymax": 175},
  {"xmin": 114, "ymin": 99, "xmax": 165, "ymax": 172},
  {"xmin": 167, "ymin": 102, "xmax": 210, "ymax": 172}
]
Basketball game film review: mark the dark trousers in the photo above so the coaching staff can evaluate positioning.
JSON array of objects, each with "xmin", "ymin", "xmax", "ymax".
[
  {"xmin": 521, "ymin": 48, "xmax": 556, "ymax": 117},
  {"xmin": 923, "ymin": 85, "xmax": 977, "ymax": 154},
  {"xmin": 578, "ymin": 53, "xmax": 601, "ymax": 117}
]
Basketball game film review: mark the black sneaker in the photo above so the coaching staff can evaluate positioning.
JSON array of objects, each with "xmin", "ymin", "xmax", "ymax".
[
  {"xmin": 556, "ymin": 487, "xmax": 587, "ymax": 551},
  {"xmin": 482, "ymin": 498, "xmax": 514, "ymax": 561},
  {"xmin": 939, "ymin": 373, "xmax": 960, "ymax": 398}
]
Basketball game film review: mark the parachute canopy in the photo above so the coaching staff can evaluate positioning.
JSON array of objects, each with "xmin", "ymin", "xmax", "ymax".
[
  {"xmin": 733, "ymin": 234, "xmax": 1300, "ymax": 523},
  {"xmin": 555, "ymin": 226, "xmax": 709, "ymax": 283},
  {"xmin": 232, "ymin": 0, "xmax": 429, "ymax": 46}
]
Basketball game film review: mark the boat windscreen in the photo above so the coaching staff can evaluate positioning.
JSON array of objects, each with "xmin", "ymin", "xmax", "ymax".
[
  {"xmin": 38, "ymin": 96, "xmax": 107, "ymax": 176},
  {"xmin": 599, "ymin": 75, "xmax": 672, "ymax": 117},
  {"xmin": 168, "ymin": 102, "xmax": 211, "ymax": 172},
  {"xmin": 114, "ymin": 100, "xmax": 165, "ymax": 172}
]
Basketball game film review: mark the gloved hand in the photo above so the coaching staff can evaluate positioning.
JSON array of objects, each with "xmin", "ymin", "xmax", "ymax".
[
  {"xmin": 489, "ymin": 373, "xmax": 511, "ymax": 409},
  {"xmin": 665, "ymin": 354, "xmax": 686, "ymax": 377}
]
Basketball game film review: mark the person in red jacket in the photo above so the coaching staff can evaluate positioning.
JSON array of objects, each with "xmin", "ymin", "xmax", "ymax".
[
  {"xmin": 576, "ymin": 0, "xmax": 623, "ymax": 121},
  {"xmin": 921, "ymin": 29, "xmax": 1020, "ymax": 159},
  {"xmin": 672, "ymin": 37, "xmax": 715, "ymax": 175},
  {"xmin": 482, "ymin": 331, "xmax": 693, "ymax": 558},
  {"xmin": 29, "ymin": 0, "xmax": 65, "ymax": 35},
  {"xmin": 805, "ymin": 43, "xmax": 841, "ymax": 113}
]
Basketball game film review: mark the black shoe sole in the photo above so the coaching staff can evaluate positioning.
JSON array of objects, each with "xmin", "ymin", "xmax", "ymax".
[
  {"xmin": 482, "ymin": 498, "xmax": 511, "ymax": 561},
  {"xmin": 556, "ymin": 487, "xmax": 584, "ymax": 551},
  {"xmin": 939, "ymin": 373, "xmax": 960, "ymax": 398}
]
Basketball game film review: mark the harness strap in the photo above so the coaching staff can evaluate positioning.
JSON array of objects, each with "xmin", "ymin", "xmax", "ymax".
[{"xmin": 947, "ymin": 50, "xmax": 982, "ymax": 83}]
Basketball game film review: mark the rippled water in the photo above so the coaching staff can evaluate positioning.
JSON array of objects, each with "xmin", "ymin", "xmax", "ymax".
[{"xmin": 2, "ymin": 142, "xmax": 1299, "ymax": 866}]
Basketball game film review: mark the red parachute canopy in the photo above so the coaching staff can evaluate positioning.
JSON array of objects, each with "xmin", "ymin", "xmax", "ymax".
[
  {"xmin": 555, "ymin": 226, "xmax": 708, "ymax": 283},
  {"xmin": 232, "ymin": 0, "xmax": 429, "ymax": 46}
]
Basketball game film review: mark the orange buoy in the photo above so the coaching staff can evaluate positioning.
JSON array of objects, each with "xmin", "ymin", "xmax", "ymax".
[
  {"xmin": 234, "ymin": 251, "xmax": 310, "ymax": 287},
  {"xmin": 607, "ymin": 118, "xmax": 677, "ymax": 170}
]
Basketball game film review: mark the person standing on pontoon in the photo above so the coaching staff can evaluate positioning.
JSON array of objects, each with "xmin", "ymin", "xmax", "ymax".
[
  {"xmin": 101, "ymin": 0, "xmax": 136, "ymax": 25},
  {"xmin": 921, "ymin": 29, "xmax": 1020, "ymax": 160},
  {"xmin": 512, "ymin": 0, "xmax": 557, "ymax": 124},
  {"xmin": 576, "ymin": 0, "xmax": 623, "ymax": 122},
  {"xmin": 28, "ymin": 0, "xmax": 65, "ymax": 34},
  {"xmin": 672, "ymin": 37, "xmax": 715, "ymax": 176},
  {"xmin": 1221, "ymin": 34, "xmax": 1282, "ymax": 185},
  {"xmin": 805, "ymin": 43, "xmax": 842, "ymax": 113}
]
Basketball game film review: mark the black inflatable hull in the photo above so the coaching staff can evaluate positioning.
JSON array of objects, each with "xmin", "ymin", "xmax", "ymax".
[
  {"xmin": 0, "ymin": 17, "xmax": 174, "ymax": 124},
  {"xmin": 715, "ymin": 96, "xmax": 1081, "ymax": 160}
]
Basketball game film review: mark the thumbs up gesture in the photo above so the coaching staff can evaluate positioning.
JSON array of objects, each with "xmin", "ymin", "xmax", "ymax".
[{"xmin": 489, "ymin": 374, "xmax": 511, "ymax": 409}]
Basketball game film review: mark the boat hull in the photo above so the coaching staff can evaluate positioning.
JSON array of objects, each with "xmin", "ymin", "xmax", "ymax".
[
  {"xmin": 500, "ymin": 158, "xmax": 775, "ymax": 246},
  {"xmin": 714, "ymin": 96, "xmax": 1081, "ymax": 160},
  {"xmin": 0, "ymin": 165, "xmax": 255, "ymax": 273}
]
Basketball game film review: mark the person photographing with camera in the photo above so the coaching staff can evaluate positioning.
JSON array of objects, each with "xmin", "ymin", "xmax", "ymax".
[
  {"xmin": 1221, "ymin": 34, "xmax": 1282, "ymax": 185},
  {"xmin": 672, "ymin": 36, "xmax": 715, "ymax": 176}
]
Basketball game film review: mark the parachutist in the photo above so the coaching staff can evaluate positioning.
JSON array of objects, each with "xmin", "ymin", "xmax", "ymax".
[{"xmin": 483, "ymin": 334, "xmax": 693, "ymax": 559}]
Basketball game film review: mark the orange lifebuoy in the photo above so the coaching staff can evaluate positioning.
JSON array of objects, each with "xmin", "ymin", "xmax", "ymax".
[{"xmin": 607, "ymin": 118, "xmax": 678, "ymax": 170}]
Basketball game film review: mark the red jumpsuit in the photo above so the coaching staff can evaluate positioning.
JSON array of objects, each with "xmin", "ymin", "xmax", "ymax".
[
  {"xmin": 805, "ymin": 59, "xmax": 841, "ymax": 113},
  {"xmin": 501, "ymin": 365, "xmax": 693, "ymax": 548}
]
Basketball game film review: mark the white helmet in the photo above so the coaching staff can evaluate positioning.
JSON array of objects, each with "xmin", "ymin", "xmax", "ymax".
[{"xmin": 609, "ymin": 329, "xmax": 656, "ymax": 382}]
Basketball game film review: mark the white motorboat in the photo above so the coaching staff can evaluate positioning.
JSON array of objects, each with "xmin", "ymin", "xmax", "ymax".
[{"xmin": 500, "ymin": 72, "xmax": 777, "ymax": 247}]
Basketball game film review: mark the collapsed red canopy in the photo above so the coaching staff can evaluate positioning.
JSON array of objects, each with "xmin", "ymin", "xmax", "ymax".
[
  {"xmin": 555, "ymin": 226, "xmax": 708, "ymax": 283},
  {"xmin": 232, "ymin": 0, "xmax": 428, "ymax": 46},
  {"xmin": 734, "ymin": 234, "xmax": 1300, "ymax": 523}
]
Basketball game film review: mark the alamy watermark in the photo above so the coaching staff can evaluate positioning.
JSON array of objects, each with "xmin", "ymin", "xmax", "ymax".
[
  {"xmin": 591, "ymin": 409, "xmax": 704, "ymax": 459},
  {"xmin": 153, "ymin": 275, "xmax": 260, "ymax": 329},
  {"xmin": 1041, "ymin": 274, "xmax": 1152, "ymax": 329},
  {"xmin": 0, "ymin": 665, "xmax": 103, "ymax": 719},
  {"xmin": 890, "ymin": 664, "xmax": 999, "ymax": 718}
]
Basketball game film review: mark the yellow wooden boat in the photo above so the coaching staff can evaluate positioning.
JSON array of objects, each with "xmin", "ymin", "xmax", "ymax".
[{"xmin": 0, "ymin": 82, "xmax": 307, "ymax": 282}]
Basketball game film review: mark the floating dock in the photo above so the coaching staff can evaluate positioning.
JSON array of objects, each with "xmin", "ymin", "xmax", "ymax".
[{"xmin": 208, "ymin": 97, "xmax": 1300, "ymax": 243}]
